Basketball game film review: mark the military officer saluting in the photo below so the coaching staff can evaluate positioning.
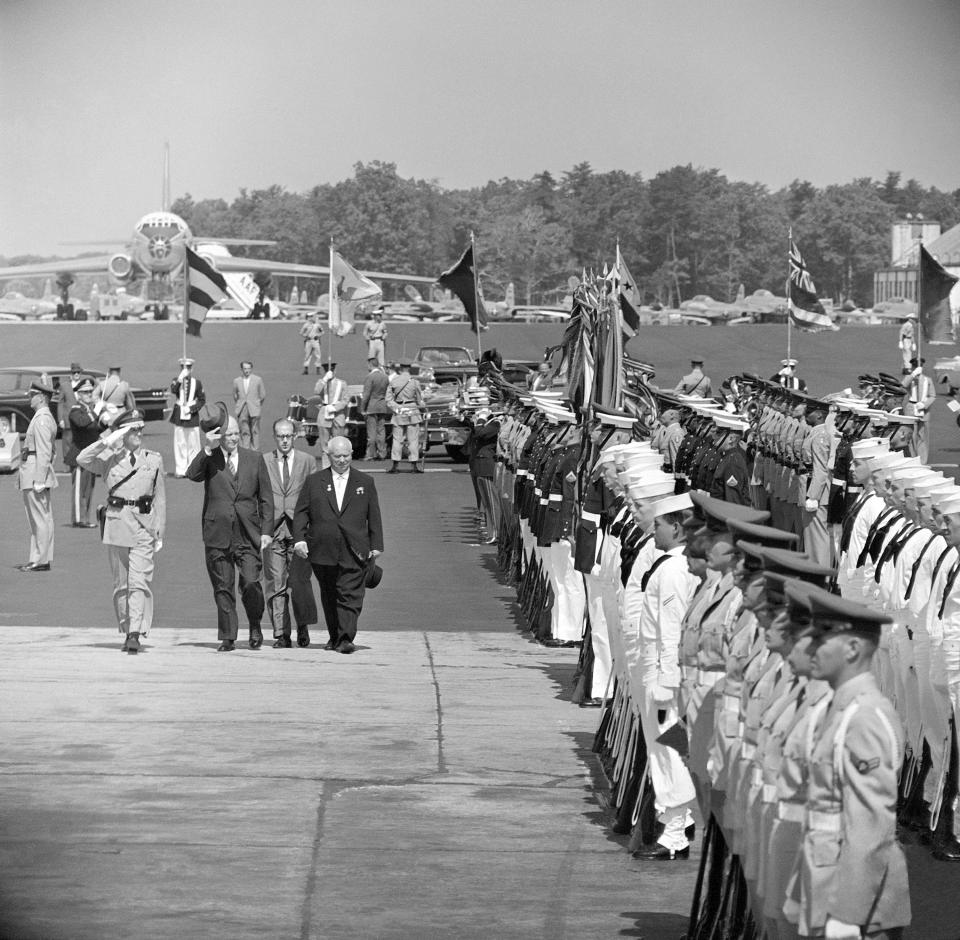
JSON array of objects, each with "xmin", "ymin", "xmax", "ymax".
[
  {"xmin": 77, "ymin": 409, "xmax": 166, "ymax": 654},
  {"xmin": 17, "ymin": 378, "xmax": 59, "ymax": 572}
]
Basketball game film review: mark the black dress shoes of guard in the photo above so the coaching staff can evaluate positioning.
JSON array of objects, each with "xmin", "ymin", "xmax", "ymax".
[
  {"xmin": 20, "ymin": 562, "xmax": 51, "ymax": 572},
  {"xmin": 297, "ymin": 625, "xmax": 310, "ymax": 648},
  {"xmin": 933, "ymin": 836, "xmax": 960, "ymax": 861},
  {"xmin": 631, "ymin": 843, "xmax": 690, "ymax": 861},
  {"xmin": 273, "ymin": 636, "xmax": 293, "ymax": 648},
  {"xmin": 337, "ymin": 639, "xmax": 357, "ymax": 654},
  {"xmin": 217, "ymin": 640, "xmax": 236, "ymax": 652},
  {"xmin": 125, "ymin": 633, "xmax": 140, "ymax": 654},
  {"xmin": 323, "ymin": 639, "xmax": 337, "ymax": 651},
  {"xmin": 249, "ymin": 625, "xmax": 263, "ymax": 650},
  {"xmin": 579, "ymin": 697, "xmax": 603, "ymax": 708},
  {"xmin": 387, "ymin": 463, "xmax": 400, "ymax": 474}
]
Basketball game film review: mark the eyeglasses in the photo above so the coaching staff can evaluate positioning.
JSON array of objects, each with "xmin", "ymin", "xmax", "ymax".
[{"xmin": 275, "ymin": 434, "xmax": 294, "ymax": 439}]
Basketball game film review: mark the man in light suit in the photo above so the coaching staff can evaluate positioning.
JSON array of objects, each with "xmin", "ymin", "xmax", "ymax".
[
  {"xmin": 169, "ymin": 357, "xmax": 205, "ymax": 477},
  {"xmin": 261, "ymin": 419, "xmax": 318, "ymax": 648},
  {"xmin": 902, "ymin": 356, "xmax": 936, "ymax": 463},
  {"xmin": 802, "ymin": 403, "xmax": 838, "ymax": 567},
  {"xmin": 233, "ymin": 360, "xmax": 267, "ymax": 450},
  {"xmin": 313, "ymin": 361, "xmax": 349, "ymax": 463},
  {"xmin": 293, "ymin": 436, "xmax": 383, "ymax": 654},
  {"xmin": 187, "ymin": 407, "xmax": 274, "ymax": 652},
  {"xmin": 360, "ymin": 359, "xmax": 390, "ymax": 460},
  {"xmin": 77, "ymin": 408, "xmax": 166, "ymax": 653},
  {"xmin": 17, "ymin": 379, "xmax": 59, "ymax": 572}
]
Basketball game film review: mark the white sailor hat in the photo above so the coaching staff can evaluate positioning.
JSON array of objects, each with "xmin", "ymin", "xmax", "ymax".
[
  {"xmin": 935, "ymin": 494, "xmax": 960, "ymax": 517},
  {"xmin": 620, "ymin": 466, "xmax": 673, "ymax": 483},
  {"xmin": 650, "ymin": 492, "xmax": 694, "ymax": 517},
  {"xmin": 889, "ymin": 465, "xmax": 935, "ymax": 482},
  {"xmin": 628, "ymin": 479, "xmax": 677, "ymax": 500},
  {"xmin": 924, "ymin": 482, "xmax": 960, "ymax": 499},
  {"xmin": 713, "ymin": 415, "xmax": 749, "ymax": 432},
  {"xmin": 850, "ymin": 438, "xmax": 889, "ymax": 458},
  {"xmin": 687, "ymin": 399, "xmax": 723, "ymax": 410},
  {"xmin": 780, "ymin": 358, "xmax": 798, "ymax": 367},
  {"xmin": 178, "ymin": 357, "xmax": 195, "ymax": 366},
  {"xmin": 531, "ymin": 390, "xmax": 565, "ymax": 400},
  {"xmin": 868, "ymin": 452, "xmax": 917, "ymax": 471}
]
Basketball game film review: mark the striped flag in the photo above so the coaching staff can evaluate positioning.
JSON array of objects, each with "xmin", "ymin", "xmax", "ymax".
[
  {"xmin": 185, "ymin": 246, "xmax": 229, "ymax": 337},
  {"xmin": 788, "ymin": 238, "xmax": 837, "ymax": 332}
]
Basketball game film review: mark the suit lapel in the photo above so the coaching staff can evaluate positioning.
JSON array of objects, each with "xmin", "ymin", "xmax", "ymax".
[
  {"xmin": 321, "ymin": 467, "xmax": 338, "ymax": 514},
  {"xmin": 340, "ymin": 469, "xmax": 355, "ymax": 515}
]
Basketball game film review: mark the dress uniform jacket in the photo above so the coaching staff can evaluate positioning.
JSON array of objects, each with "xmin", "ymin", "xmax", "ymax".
[
  {"xmin": 794, "ymin": 672, "xmax": 910, "ymax": 936},
  {"xmin": 78, "ymin": 445, "xmax": 166, "ymax": 547},
  {"xmin": 169, "ymin": 375, "xmax": 205, "ymax": 426},
  {"xmin": 710, "ymin": 445, "xmax": 750, "ymax": 505}
]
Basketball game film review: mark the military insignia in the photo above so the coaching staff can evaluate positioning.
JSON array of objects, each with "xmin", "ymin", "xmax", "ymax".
[
  {"xmin": 326, "ymin": 484, "xmax": 332, "ymax": 492},
  {"xmin": 565, "ymin": 471, "xmax": 577, "ymax": 483},
  {"xmin": 852, "ymin": 755, "xmax": 880, "ymax": 774},
  {"xmin": 726, "ymin": 476, "xmax": 739, "ymax": 487},
  {"xmin": 356, "ymin": 486, "xmax": 364, "ymax": 495}
]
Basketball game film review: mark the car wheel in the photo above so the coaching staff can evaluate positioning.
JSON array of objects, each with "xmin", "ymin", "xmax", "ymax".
[{"xmin": 445, "ymin": 445, "xmax": 468, "ymax": 463}]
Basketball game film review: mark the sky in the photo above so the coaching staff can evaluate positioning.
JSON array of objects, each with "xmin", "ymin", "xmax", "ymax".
[{"xmin": 2, "ymin": 0, "xmax": 960, "ymax": 256}]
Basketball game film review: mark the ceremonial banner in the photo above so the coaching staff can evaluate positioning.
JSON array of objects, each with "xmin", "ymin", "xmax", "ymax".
[
  {"xmin": 185, "ymin": 246, "xmax": 229, "ymax": 337},
  {"xmin": 615, "ymin": 245, "xmax": 642, "ymax": 337},
  {"xmin": 919, "ymin": 244, "xmax": 958, "ymax": 344},
  {"xmin": 788, "ymin": 239, "xmax": 836, "ymax": 332},
  {"xmin": 438, "ymin": 243, "xmax": 488, "ymax": 334},
  {"xmin": 330, "ymin": 249, "xmax": 381, "ymax": 333}
]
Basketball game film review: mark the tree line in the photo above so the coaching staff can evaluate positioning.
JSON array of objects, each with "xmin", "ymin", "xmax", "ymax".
[{"xmin": 8, "ymin": 163, "xmax": 959, "ymax": 308}]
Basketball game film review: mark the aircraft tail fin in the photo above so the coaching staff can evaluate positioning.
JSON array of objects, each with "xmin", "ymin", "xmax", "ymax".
[
  {"xmin": 505, "ymin": 282, "xmax": 515, "ymax": 307},
  {"xmin": 41, "ymin": 278, "xmax": 54, "ymax": 301},
  {"xmin": 735, "ymin": 283, "xmax": 745, "ymax": 304},
  {"xmin": 404, "ymin": 284, "xmax": 423, "ymax": 303}
]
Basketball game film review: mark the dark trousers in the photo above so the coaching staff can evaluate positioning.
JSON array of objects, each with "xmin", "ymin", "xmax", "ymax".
[
  {"xmin": 312, "ymin": 557, "xmax": 366, "ymax": 644},
  {"xmin": 263, "ymin": 537, "xmax": 317, "ymax": 637},
  {"xmin": 364, "ymin": 414, "xmax": 387, "ymax": 459},
  {"xmin": 205, "ymin": 541, "xmax": 264, "ymax": 640}
]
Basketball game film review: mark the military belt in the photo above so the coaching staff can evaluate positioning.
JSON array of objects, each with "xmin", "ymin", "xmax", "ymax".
[
  {"xmin": 750, "ymin": 767, "xmax": 764, "ymax": 788},
  {"xmin": 806, "ymin": 808, "xmax": 842, "ymax": 832},
  {"xmin": 741, "ymin": 743, "xmax": 757, "ymax": 759},
  {"xmin": 762, "ymin": 784, "xmax": 778, "ymax": 804},
  {"xmin": 777, "ymin": 801, "xmax": 804, "ymax": 822}
]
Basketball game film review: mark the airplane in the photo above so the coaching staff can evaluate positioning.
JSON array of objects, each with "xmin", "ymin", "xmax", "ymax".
[
  {"xmin": 0, "ymin": 148, "xmax": 437, "ymax": 317},
  {"xmin": 0, "ymin": 287, "xmax": 58, "ymax": 320},
  {"xmin": 678, "ymin": 284, "xmax": 750, "ymax": 323},
  {"xmin": 740, "ymin": 288, "xmax": 788, "ymax": 318}
]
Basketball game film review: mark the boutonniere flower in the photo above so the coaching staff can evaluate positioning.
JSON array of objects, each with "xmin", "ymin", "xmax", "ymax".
[
  {"xmin": 326, "ymin": 484, "xmax": 332, "ymax": 492},
  {"xmin": 356, "ymin": 486, "xmax": 364, "ymax": 495}
]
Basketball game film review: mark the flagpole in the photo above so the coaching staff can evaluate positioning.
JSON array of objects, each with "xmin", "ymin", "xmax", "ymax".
[
  {"xmin": 471, "ymin": 230, "xmax": 483, "ymax": 360},
  {"xmin": 916, "ymin": 237, "xmax": 923, "ymax": 365},
  {"xmin": 786, "ymin": 228, "xmax": 792, "ymax": 363},
  {"xmin": 182, "ymin": 253, "xmax": 188, "ymax": 361},
  {"xmin": 328, "ymin": 238, "xmax": 334, "ymax": 368}
]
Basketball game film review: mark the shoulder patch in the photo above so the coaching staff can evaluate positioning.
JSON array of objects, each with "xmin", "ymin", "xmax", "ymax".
[
  {"xmin": 726, "ymin": 476, "xmax": 739, "ymax": 488},
  {"xmin": 849, "ymin": 750, "xmax": 881, "ymax": 774}
]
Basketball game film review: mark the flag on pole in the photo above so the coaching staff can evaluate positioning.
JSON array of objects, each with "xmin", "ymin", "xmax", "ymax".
[
  {"xmin": 788, "ymin": 238, "xmax": 837, "ymax": 332},
  {"xmin": 329, "ymin": 249, "xmax": 381, "ymax": 334},
  {"xmin": 615, "ymin": 245, "xmax": 642, "ymax": 337},
  {"xmin": 185, "ymin": 246, "xmax": 229, "ymax": 337},
  {"xmin": 919, "ymin": 244, "xmax": 958, "ymax": 344},
  {"xmin": 438, "ymin": 243, "xmax": 487, "ymax": 333}
]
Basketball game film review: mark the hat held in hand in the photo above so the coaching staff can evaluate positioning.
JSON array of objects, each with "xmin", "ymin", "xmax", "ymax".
[{"xmin": 199, "ymin": 401, "xmax": 229, "ymax": 435}]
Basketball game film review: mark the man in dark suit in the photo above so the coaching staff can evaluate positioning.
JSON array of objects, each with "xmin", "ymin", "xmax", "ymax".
[
  {"xmin": 293, "ymin": 436, "xmax": 383, "ymax": 653},
  {"xmin": 187, "ymin": 410, "xmax": 274, "ymax": 651},
  {"xmin": 360, "ymin": 359, "xmax": 390, "ymax": 460},
  {"xmin": 261, "ymin": 418, "xmax": 318, "ymax": 648}
]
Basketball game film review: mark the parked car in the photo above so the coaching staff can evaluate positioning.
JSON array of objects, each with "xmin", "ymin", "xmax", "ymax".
[
  {"xmin": 0, "ymin": 366, "xmax": 168, "ymax": 437},
  {"xmin": 286, "ymin": 383, "xmax": 472, "ymax": 462}
]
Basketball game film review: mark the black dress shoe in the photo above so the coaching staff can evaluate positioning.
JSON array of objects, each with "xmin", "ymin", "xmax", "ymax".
[
  {"xmin": 80, "ymin": 522, "xmax": 98, "ymax": 529},
  {"xmin": 126, "ymin": 633, "xmax": 140, "ymax": 654},
  {"xmin": 217, "ymin": 640, "xmax": 236, "ymax": 652},
  {"xmin": 631, "ymin": 843, "xmax": 690, "ymax": 861},
  {"xmin": 387, "ymin": 465, "xmax": 400, "ymax": 474},
  {"xmin": 579, "ymin": 697, "xmax": 603, "ymax": 708},
  {"xmin": 15, "ymin": 562, "xmax": 35, "ymax": 570},
  {"xmin": 337, "ymin": 639, "xmax": 357, "ymax": 654},
  {"xmin": 24, "ymin": 563, "xmax": 51, "ymax": 572},
  {"xmin": 273, "ymin": 636, "xmax": 293, "ymax": 648},
  {"xmin": 249, "ymin": 625, "xmax": 263, "ymax": 650},
  {"xmin": 933, "ymin": 837, "xmax": 960, "ymax": 861},
  {"xmin": 323, "ymin": 639, "xmax": 337, "ymax": 651},
  {"xmin": 297, "ymin": 626, "xmax": 310, "ymax": 648}
]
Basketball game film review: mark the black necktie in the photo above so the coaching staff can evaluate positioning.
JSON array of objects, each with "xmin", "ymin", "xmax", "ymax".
[
  {"xmin": 130, "ymin": 452, "xmax": 136, "ymax": 468},
  {"xmin": 229, "ymin": 454, "xmax": 236, "ymax": 477},
  {"xmin": 904, "ymin": 534, "xmax": 939, "ymax": 601},
  {"xmin": 281, "ymin": 454, "xmax": 289, "ymax": 489}
]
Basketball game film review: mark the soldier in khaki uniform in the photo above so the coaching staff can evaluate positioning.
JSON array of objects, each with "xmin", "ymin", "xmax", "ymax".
[
  {"xmin": 787, "ymin": 592, "xmax": 911, "ymax": 940},
  {"xmin": 17, "ymin": 379, "xmax": 59, "ymax": 572},
  {"xmin": 386, "ymin": 360, "xmax": 425, "ymax": 472},
  {"xmin": 77, "ymin": 409, "xmax": 166, "ymax": 653}
]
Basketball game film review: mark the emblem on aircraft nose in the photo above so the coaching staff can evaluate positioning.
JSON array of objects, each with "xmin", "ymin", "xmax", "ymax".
[{"xmin": 148, "ymin": 236, "xmax": 171, "ymax": 259}]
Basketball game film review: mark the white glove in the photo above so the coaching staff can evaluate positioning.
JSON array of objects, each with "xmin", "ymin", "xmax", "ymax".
[
  {"xmin": 293, "ymin": 540, "xmax": 309, "ymax": 559},
  {"xmin": 804, "ymin": 498, "xmax": 819, "ymax": 512},
  {"xmin": 259, "ymin": 534, "xmax": 273, "ymax": 551},
  {"xmin": 154, "ymin": 536, "xmax": 163, "ymax": 552},
  {"xmin": 824, "ymin": 917, "xmax": 862, "ymax": 940},
  {"xmin": 32, "ymin": 482, "xmax": 48, "ymax": 493}
]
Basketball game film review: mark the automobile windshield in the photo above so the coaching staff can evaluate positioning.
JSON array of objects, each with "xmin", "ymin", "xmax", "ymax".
[{"xmin": 418, "ymin": 348, "xmax": 472, "ymax": 364}]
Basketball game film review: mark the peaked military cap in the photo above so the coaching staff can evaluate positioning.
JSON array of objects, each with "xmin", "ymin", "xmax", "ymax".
[
  {"xmin": 808, "ymin": 591, "xmax": 891, "ymax": 640},
  {"xmin": 756, "ymin": 546, "xmax": 835, "ymax": 587},
  {"xmin": 689, "ymin": 492, "xmax": 770, "ymax": 529},
  {"xmin": 113, "ymin": 408, "xmax": 145, "ymax": 429},
  {"xmin": 727, "ymin": 518, "xmax": 800, "ymax": 550}
]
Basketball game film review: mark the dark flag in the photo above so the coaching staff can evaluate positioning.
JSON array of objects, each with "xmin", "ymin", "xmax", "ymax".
[
  {"xmin": 438, "ymin": 243, "xmax": 487, "ymax": 333},
  {"xmin": 615, "ymin": 245, "xmax": 642, "ymax": 337},
  {"xmin": 920, "ymin": 244, "xmax": 958, "ymax": 344},
  {"xmin": 185, "ymin": 246, "xmax": 229, "ymax": 337},
  {"xmin": 788, "ymin": 238, "xmax": 837, "ymax": 332}
]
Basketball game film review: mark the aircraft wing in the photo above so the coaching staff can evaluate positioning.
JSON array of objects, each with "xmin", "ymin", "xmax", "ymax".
[
  {"xmin": 211, "ymin": 255, "xmax": 436, "ymax": 284},
  {"xmin": 0, "ymin": 256, "xmax": 114, "ymax": 278}
]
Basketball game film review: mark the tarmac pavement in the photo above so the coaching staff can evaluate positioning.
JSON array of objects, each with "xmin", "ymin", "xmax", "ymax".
[{"xmin": 0, "ymin": 467, "xmax": 696, "ymax": 940}]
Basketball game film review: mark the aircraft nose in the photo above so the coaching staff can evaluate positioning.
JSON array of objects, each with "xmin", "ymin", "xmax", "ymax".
[{"xmin": 148, "ymin": 236, "xmax": 170, "ymax": 259}]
